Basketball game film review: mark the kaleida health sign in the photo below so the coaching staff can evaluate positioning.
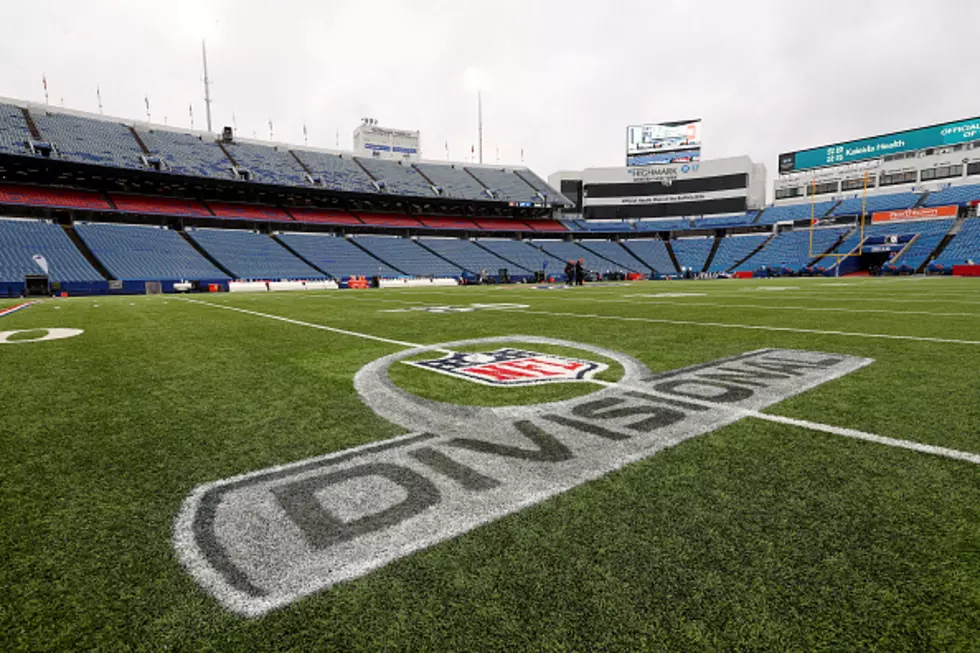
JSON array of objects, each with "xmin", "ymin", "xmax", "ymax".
[{"xmin": 871, "ymin": 205, "xmax": 958, "ymax": 223}]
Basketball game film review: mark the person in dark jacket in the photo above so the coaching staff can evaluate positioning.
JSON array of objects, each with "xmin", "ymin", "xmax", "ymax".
[
  {"xmin": 575, "ymin": 259, "xmax": 585, "ymax": 286},
  {"xmin": 564, "ymin": 260, "xmax": 575, "ymax": 285}
]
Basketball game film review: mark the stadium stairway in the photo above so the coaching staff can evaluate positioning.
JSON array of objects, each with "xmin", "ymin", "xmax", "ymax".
[
  {"xmin": 919, "ymin": 215, "xmax": 967, "ymax": 272},
  {"xmin": 348, "ymin": 237, "xmax": 410, "ymax": 275},
  {"xmin": 414, "ymin": 238, "xmax": 479, "ymax": 274},
  {"xmin": 701, "ymin": 235, "xmax": 722, "ymax": 272},
  {"xmin": 271, "ymin": 234, "xmax": 331, "ymax": 277},
  {"xmin": 62, "ymin": 223, "xmax": 113, "ymax": 280},
  {"xmin": 808, "ymin": 227, "xmax": 857, "ymax": 272},
  {"xmin": 178, "ymin": 230, "xmax": 235, "ymax": 277},
  {"xmin": 665, "ymin": 239, "xmax": 682, "ymax": 274}
]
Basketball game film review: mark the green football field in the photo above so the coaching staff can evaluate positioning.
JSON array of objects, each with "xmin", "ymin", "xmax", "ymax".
[{"xmin": 2, "ymin": 276, "xmax": 979, "ymax": 651}]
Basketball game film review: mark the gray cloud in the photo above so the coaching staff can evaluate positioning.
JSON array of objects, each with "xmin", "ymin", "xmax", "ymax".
[{"xmin": 2, "ymin": 0, "xmax": 978, "ymax": 190}]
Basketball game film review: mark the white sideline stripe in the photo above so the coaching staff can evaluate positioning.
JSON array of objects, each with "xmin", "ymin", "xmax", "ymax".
[
  {"xmin": 179, "ymin": 298, "xmax": 454, "ymax": 353},
  {"xmin": 508, "ymin": 308, "xmax": 980, "ymax": 345},
  {"xmin": 590, "ymin": 380, "xmax": 980, "ymax": 466},
  {"xmin": 606, "ymin": 296, "xmax": 980, "ymax": 318},
  {"xmin": 181, "ymin": 297, "xmax": 980, "ymax": 467}
]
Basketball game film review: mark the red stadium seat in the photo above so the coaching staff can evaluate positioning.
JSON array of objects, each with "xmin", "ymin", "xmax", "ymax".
[
  {"xmin": 473, "ymin": 218, "xmax": 532, "ymax": 231},
  {"xmin": 417, "ymin": 216, "xmax": 478, "ymax": 229},
  {"xmin": 0, "ymin": 184, "xmax": 111, "ymax": 210},
  {"xmin": 288, "ymin": 208, "xmax": 362, "ymax": 225},
  {"xmin": 207, "ymin": 202, "xmax": 292, "ymax": 221},
  {"xmin": 110, "ymin": 194, "xmax": 211, "ymax": 217},
  {"xmin": 522, "ymin": 219, "xmax": 567, "ymax": 232},
  {"xmin": 355, "ymin": 213, "xmax": 422, "ymax": 227}
]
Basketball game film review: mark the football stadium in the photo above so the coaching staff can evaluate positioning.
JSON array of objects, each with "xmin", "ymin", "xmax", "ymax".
[{"xmin": 3, "ymin": 2, "xmax": 980, "ymax": 650}]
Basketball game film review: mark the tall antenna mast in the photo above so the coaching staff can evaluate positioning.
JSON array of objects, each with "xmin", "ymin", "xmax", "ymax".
[{"xmin": 202, "ymin": 39, "xmax": 213, "ymax": 132}]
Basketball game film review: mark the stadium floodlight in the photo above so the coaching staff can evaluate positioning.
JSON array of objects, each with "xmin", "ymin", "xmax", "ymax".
[{"xmin": 463, "ymin": 68, "xmax": 491, "ymax": 164}]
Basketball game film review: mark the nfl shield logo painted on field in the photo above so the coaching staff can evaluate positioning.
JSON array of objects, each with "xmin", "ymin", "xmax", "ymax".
[{"xmin": 406, "ymin": 348, "xmax": 608, "ymax": 387}]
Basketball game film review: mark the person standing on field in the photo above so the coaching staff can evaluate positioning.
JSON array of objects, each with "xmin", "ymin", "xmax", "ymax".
[{"xmin": 575, "ymin": 259, "xmax": 585, "ymax": 286}]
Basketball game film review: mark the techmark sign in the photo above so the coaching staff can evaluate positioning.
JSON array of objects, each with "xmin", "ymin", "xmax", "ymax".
[{"xmin": 174, "ymin": 336, "xmax": 872, "ymax": 616}]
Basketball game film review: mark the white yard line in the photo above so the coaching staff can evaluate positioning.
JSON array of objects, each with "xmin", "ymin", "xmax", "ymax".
[
  {"xmin": 179, "ymin": 298, "xmax": 453, "ymax": 353},
  {"xmin": 507, "ymin": 308, "xmax": 980, "ymax": 345},
  {"xmin": 180, "ymin": 297, "xmax": 980, "ymax": 466}
]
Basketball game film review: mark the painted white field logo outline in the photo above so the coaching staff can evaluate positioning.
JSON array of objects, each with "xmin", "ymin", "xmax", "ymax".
[
  {"xmin": 0, "ymin": 328, "xmax": 83, "ymax": 344},
  {"xmin": 405, "ymin": 348, "xmax": 608, "ymax": 387},
  {"xmin": 381, "ymin": 303, "xmax": 529, "ymax": 314},
  {"xmin": 174, "ymin": 336, "xmax": 878, "ymax": 617}
]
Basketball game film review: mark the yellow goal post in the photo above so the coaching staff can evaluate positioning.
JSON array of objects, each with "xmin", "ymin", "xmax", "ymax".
[{"xmin": 808, "ymin": 172, "xmax": 869, "ymax": 262}]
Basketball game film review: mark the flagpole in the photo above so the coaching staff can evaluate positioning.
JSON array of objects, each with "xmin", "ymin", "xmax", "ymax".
[{"xmin": 43, "ymin": 74, "xmax": 49, "ymax": 105}]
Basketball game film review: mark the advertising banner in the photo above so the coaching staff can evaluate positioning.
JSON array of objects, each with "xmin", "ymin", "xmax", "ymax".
[{"xmin": 871, "ymin": 205, "xmax": 958, "ymax": 223}]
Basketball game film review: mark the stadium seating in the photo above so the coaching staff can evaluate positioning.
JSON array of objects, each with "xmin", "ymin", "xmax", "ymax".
[
  {"xmin": 693, "ymin": 213, "xmax": 757, "ymax": 229},
  {"xmin": 883, "ymin": 219, "xmax": 955, "ymax": 272},
  {"xmin": 109, "ymin": 194, "xmax": 211, "ymax": 217},
  {"xmin": 276, "ymin": 232, "xmax": 403, "ymax": 277},
  {"xmin": 577, "ymin": 240, "xmax": 648, "ymax": 273},
  {"xmin": 671, "ymin": 237, "xmax": 714, "ymax": 272},
  {"xmin": 413, "ymin": 163, "xmax": 489, "ymax": 201},
  {"xmin": 0, "ymin": 103, "xmax": 33, "ymax": 156},
  {"xmin": 207, "ymin": 202, "xmax": 291, "ymax": 222},
  {"xmin": 634, "ymin": 218, "xmax": 691, "ymax": 231},
  {"xmin": 517, "ymin": 219, "xmax": 566, "ymax": 232},
  {"xmin": 221, "ymin": 141, "xmax": 310, "ymax": 186},
  {"xmin": 475, "ymin": 239, "xmax": 553, "ymax": 273},
  {"xmin": 355, "ymin": 158, "xmax": 434, "ymax": 197},
  {"xmin": 707, "ymin": 233, "xmax": 768, "ymax": 272},
  {"xmin": 465, "ymin": 167, "xmax": 539, "ymax": 202},
  {"xmin": 735, "ymin": 227, "xmax": 847, "ymax": 273},
  {"xmin": 352, "ymin": 235, "xmax": 463, "ymax": 276},
  {"xmin": 355, "ymin": 213, "xmax": 422, "ymax": 228},
  {"xmin": 287, "ymin": 208, "xmax": 362, "ymax": 225},
  {"xmin": 579, "ymin": 220, "xmax": 633, "ymax": 232},
  {"xmin": 291, "ymin": 150, "xmax": 378, "ymax": 194},
  {"xmin": 417, "ymin": 216, "xmax": 479, "ymax": 230},
  {"xmin": 756, "ymin": 201, "xmax": 837, "ymax": 224},
  {"xmin": 136, "ymin": 128, "xmax": 234, "ymax": 179},
  {"xmin": 30, "ymin": 110, "xmax": 146, "ymax": 170},
  {"xmin": 930, "ymin": 218, "xmax": 980, "ymax": 271},
  {"xmin": 74, "ymin": 222, "xmax": 229, "ymax": 281},
  {"xmin": 921, "ymin": 184, "xmax": 980, "ymax": 207},
  {"xmin": 0, "ymin": 184, "xmax": 111, "ymax": 211},
  {"xmin": 514, "ymin": 169, "xmax": 571, "ymax": 206},
  {"xmin": 622, "ymin": 239, "xmax": 676, "ymax": 274},
  {"xmin": 417, "ymin": 237, "xmax": 526, "ymax": 274},
  {"xmin": 830, "ymin": 192, "xmax": 921, "ymax": 216},
  {"xmin": 473, "ymin": 218, "xmax": 531, "ymax": 231},
  {"xmin": 186, "ymin": 228, "xmax": 323, "ymax": 279},
  {"xmin": 531, "ymin": 240, "xmax": 614, "ymax": 277},
  {"xmin": 0, "ymin": 218, "xmax": 103, "ymax": 283}
]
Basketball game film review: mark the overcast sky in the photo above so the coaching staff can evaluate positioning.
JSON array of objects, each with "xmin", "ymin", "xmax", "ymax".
[{"xmin": 2, "ymin": 0, "xmax": 978, "ymax": 184}]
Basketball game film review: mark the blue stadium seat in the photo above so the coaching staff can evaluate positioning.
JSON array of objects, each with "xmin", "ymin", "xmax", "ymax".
[
  {"xmin": 756, "ymin": 201, "xmax": 836, "ymax": 224},
  {"xmin": 930, "ymin": 218, "xmax": 980, "ymax": 271},
  {"xmin": 136, "ymin": 128, "xmax": 234, "ymax": 179},
  {"xmin": 707, "ymin": 234, "xmax": 768, "ymax": 272},
  {"xmin": 622, "ymin": 239, "xmax": 676, "ymax": 274},
  {"xmin": 186, "ymin": 228, "xmax": 323, "ymax": 279},
  {"xmin": 922, "ymin": 184, "xmax": 980, "ymax": 207},
  {"xmin": 830, "ymin": 192, "xmax": 922, "ymax": 216},
  {"xmin": 634, "ymin": 218, "xmax": 692, "ymax": 231},
  {"xmin": 693, "ymin": 213, "xmax": 757, "ymax": 229},
  {"xmin": 514, "ymin": 169, "xmax": 572, "ymax": 206},
  {"xmin": 276, "ymin": 232, "xmax": 403, "ymax": 277},
  {"xmin": 413, "ymin": 163, "xmax": 489, "ymax": 201},
  {"xmin": 30, "ymin": 110, "xmax": 146, "ymax": 170},
  {"xmin": 74, "ymin": 222, "xmax": 228, "ymax": 281},
  {"xmin": 221, "ymin": 141, "xmax": 310, "ymax": 186},
  {"xmin": 530, "ymin": 239, "xmax": 629, "ymax": 278},
  {"xmin": 735, "ymin": 227, "xmax": 847, "ymax": 273},
  {"xmin": 0, "ymin": 104, "xmax": 36, "ymax": 156},
  {"xmin": 475, "ymin": 239, "xmax": 553, "ymax": 273},
  {"xmin": 355, "ymin": 158, "xmax": 435, "ymax": 197},
  {"xmin": 291, "ymin": 150, "xmax": 378, "ymax": 194},
  {"xmin": 465, "ymin": 167, "xmax": 539, "ymax": 202},
  {"xmin": 353, "ymin": 236, "xmax": 464, "ymax": 277},
  {"xmin": 0, "ymin": 218, "xmax": 102, "ymax": 283},
  {"xmin": 671, "ymin": 237, "xmax": 714, "ymax": 272},
  {"xmin": 578, "ymin": 240, "xmax": 648, "ymax": 273},
  {"xmin": 417, "ymin": 237, "xmax": 527, "ymax": 274}
]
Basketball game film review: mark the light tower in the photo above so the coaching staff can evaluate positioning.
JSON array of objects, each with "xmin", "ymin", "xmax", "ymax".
[
  {"xmin": 464, "ymin": 68, "xmax": 489, "ymax": 164},
  {"xmin": 202, "ymin": 39, "xmax": 213, "ymax": 132}
]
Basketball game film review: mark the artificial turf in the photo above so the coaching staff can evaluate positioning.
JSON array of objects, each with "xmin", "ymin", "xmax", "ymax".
[{"xmin": 1, "ymin": 276, "xmax": 978, "ymax": 651}]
